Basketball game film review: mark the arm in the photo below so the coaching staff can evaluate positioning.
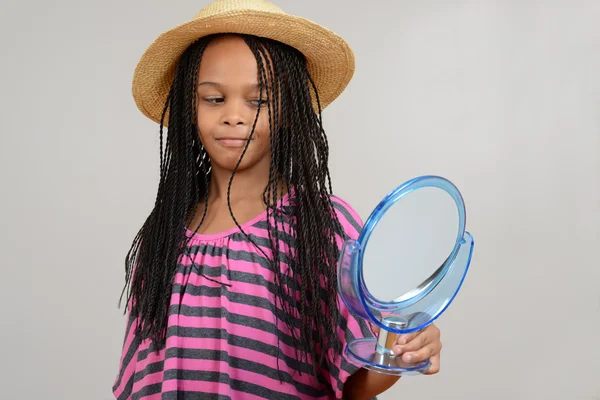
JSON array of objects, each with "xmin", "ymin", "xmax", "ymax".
[{"xmin": 343, "ymin": 368, "xmax": 400, "ymax": 400}]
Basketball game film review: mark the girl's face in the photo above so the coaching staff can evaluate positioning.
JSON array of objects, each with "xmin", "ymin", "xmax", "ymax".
[{"xmin": 195, "ymin": 35, "xmax": 271, "ymax": 174}]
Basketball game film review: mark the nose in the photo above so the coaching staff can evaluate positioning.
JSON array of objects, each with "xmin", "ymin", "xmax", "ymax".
[{"xmin": 221, "ymin": 101, "xmax": 246, "ymax": 126}]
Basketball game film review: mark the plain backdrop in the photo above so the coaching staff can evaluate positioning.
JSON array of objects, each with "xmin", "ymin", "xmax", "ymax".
[{"xmin": 1, "ymin": 0, "xmax": 599, "ymax": 399}]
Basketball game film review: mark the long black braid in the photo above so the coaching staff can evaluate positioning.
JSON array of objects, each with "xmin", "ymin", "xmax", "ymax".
[{"xmin": 120, "ymin": 33, "xmax": 346, "ymax": 377}]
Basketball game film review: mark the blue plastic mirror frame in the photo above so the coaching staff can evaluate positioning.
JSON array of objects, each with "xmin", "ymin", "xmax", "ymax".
[{"xmin": 337, "ymin": 175, "xmax": 475, "ymax": 346}]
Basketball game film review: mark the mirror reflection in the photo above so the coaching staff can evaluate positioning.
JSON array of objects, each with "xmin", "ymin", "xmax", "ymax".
[{"xmin": 362, "ymin": 186, "xmax": 459, "ymax": 303}]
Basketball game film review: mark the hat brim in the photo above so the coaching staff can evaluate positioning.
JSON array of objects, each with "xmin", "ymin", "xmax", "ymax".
[{"xmin": 132, "ymin": 10, "xmax": 355, "ymax": 127}]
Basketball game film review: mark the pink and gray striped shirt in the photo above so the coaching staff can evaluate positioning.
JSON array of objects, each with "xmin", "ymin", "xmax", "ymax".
[{"xmin": 113, "ymin": 195, "xmax": 374, "ymax": 399}]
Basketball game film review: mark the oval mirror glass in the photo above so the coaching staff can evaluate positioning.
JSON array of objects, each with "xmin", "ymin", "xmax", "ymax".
[{"xmin": 362, "ymin": 186, "xmax": 459, "ymax": 304}]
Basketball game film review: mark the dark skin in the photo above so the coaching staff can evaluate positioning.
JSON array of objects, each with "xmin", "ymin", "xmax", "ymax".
[
  {"xmin": 188, "ymin": 35, "xmax": 276, "ymax": 234},
  {"xmin": 186, "ymin": 35, "xmax": 443, "ymax": 399}
]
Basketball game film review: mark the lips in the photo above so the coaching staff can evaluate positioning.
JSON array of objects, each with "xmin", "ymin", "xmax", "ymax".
[{"xmin": 216, "ymin": 138, "xmax": 253, "ymax": 148}]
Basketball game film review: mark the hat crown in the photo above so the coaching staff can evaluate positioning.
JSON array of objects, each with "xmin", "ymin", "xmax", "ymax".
[{"xmin": 194, "ymin": 0, "xmax": 285, "ymax": 19}]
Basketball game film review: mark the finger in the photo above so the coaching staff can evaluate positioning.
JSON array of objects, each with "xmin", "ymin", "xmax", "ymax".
[
  {"xmin": 393, "ymin": 330, "xmax": 429, "ymax": 355},
  {"xmin": 395, "ymin": 330, "xmax": 420, "ymax": 346},
  {"xmin": 397, "ymin": 324, "xmax": 440, "ymax": 352},
  {"xmin": 401, "ymin": 341, "xmax": 442, "ymax": 364},
  {"xmin": 424, "ymin": 354, "xmax": 440, "ymax": 375}
]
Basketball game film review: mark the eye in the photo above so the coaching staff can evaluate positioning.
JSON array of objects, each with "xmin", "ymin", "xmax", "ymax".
[
  {"xmin": 250, "ymin": 99, "xmax": 268, "ymax": 107},
  {"xmin": 204, "ymin": 97, "xmax": 224, "ymax": 104}
]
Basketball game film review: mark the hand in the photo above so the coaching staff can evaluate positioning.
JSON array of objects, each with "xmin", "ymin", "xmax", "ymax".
[{"xmin": 370, "ymin": 323, "xmax": 442, "ymax": 375}]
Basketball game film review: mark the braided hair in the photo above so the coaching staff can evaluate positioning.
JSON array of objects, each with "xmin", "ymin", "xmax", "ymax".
[{"xmin": 121, "ymin": 33, "xmax": 346, "ymax": 376}]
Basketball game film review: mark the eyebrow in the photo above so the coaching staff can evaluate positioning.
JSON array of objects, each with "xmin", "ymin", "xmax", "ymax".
[{"xmin": 197, "ymin": 81, "xmax": 223, "ymax": 88}]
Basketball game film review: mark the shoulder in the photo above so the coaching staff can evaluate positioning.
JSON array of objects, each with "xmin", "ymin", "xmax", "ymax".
[{"xmin": 330, "ymin": 195, "xmax": 363, "ymax": 240}]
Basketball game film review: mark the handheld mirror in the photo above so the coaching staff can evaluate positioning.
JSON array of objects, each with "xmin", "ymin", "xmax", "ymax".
[{"xmin": 337, "ymin": 175, "xmax": 474, "ymax": 375}]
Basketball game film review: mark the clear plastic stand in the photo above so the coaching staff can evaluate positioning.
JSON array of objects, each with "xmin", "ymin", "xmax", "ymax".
[{"xmin": 337, "ymin": 175, "xmax": 475, "ymax": 376}]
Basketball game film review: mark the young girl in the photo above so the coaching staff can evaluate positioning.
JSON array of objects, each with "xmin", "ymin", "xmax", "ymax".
[{"xmin": 113, "ymin": 1, "xmax": 442, "ymax": 399}]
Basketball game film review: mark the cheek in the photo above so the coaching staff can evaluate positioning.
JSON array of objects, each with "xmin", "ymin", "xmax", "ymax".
[
  {"xmin": 255, "ymin": 109, "xmax": 272, "ymax": 142},
  {"xmin": 196, "ymin": 112, "xmax": 214, "ymax": 143}
]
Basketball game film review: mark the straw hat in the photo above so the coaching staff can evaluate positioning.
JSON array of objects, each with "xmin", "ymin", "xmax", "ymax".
[{"xmin": 132, "ymin": 0, "xmax": 355, "ymax": 126}]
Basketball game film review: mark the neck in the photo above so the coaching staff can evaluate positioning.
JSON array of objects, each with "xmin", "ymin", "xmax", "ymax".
[{"xmin": 208, "ymin": 165, "xmax": 271, "ymax": 205}]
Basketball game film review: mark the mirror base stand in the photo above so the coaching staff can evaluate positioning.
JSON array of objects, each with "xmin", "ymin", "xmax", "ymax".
[
  {"xmin": 345, "ymin": 316, "xmax": 431, "ymax": 376},
  {"xmin": 346, "ymin": 338, "xmax": 431, "ymax": 376}
]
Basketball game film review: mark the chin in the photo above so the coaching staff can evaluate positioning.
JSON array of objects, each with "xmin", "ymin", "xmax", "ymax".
[
  {"xmin": 212, "ymin": 156, "xmax": 259, "ymax": 173},
  {"xmin": 209, "ymin": 144, "xmax": 269, "ymax": 171}
]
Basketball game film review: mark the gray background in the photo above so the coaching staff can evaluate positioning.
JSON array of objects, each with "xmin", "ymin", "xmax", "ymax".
[{"xmin": 1, "ymin": 0, "xmax": 599, "ymax": 399}]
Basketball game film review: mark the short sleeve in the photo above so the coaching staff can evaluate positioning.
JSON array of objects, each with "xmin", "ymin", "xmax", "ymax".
[{"xmin": 322, "ymin": 195, "xmax": 376, "ymax": 399}]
